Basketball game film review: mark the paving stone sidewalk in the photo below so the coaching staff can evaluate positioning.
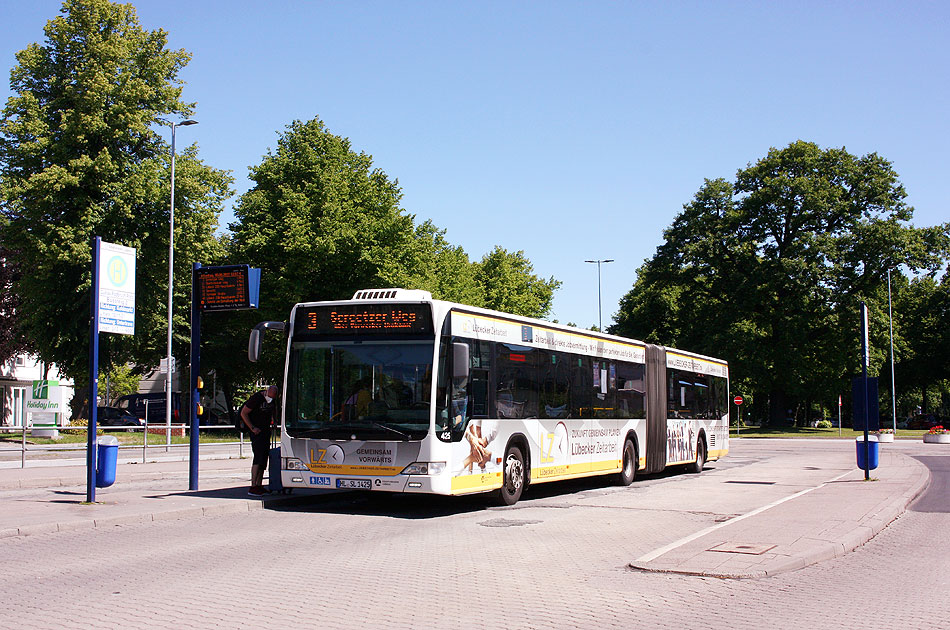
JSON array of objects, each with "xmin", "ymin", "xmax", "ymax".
[
  {"xmin": 0, "ymin": 455, "xmax": 330, "ymax": 538},
  {"xmin": 629, "ymin": 445, "xmax": 930, "ymax": 577}
]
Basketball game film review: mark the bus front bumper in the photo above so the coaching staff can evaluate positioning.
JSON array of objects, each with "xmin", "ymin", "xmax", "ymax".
[{"xmin": 281, "ymin": 470, "xmax": 445, "ymax": 494}]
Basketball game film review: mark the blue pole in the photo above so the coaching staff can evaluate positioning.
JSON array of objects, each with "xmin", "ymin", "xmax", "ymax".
[
  {"xmin": 87, "ymin": 237, "xmax": 101, "ymax": 503},
  {"xmin": 189, "ymin": 262, "xmax": 201, "ymax": 490}
]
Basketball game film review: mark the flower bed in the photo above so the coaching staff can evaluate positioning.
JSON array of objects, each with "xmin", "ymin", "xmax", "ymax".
[
  {"xmin": 873, "ymin": 430, "xmax": 895, "ymax": 442},
  {"xmin": 924, "ymin": 426, "xmax": 950, "ymax": 444}
]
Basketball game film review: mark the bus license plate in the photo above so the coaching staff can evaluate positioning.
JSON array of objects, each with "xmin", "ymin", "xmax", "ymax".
[{"xmin": 337, "ymin": 478, "xmax": 372, "ymax": 489}]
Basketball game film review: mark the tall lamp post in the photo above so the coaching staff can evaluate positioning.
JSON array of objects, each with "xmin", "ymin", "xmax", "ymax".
[
  {"xmin": 166, "ymin": 119, "xmax": 198, "ymax": 447},
  {"xmin": 584, "ymin": 259, "xmax": 614, "ymax": 331}
]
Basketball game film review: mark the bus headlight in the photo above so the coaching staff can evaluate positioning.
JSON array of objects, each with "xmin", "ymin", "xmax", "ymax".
[
  {"xmin": 284, "ymin": 458, "xmax": 309, "ymax": 471},
  {"xmin": 402, "ymin": 462, "xmax": 446, "ymax": 475}
]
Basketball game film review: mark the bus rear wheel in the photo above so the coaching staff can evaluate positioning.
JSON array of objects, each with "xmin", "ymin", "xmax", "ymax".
[
  {"xmin": 617, "ymin": 439, "xmax": 637, "ymax": 486},
  {"xmin": 690, "ymin": 437, "xmax": 706, "ymax": 474},
  {"xmin": 495, "ymin": 445, "xmax": 525, "ymax": 506}
]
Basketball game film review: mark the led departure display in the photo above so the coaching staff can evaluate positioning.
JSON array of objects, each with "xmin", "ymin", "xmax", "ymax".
[{"xmin": 195, "ymin": 265, "xmax": 260, "ymax": 311}]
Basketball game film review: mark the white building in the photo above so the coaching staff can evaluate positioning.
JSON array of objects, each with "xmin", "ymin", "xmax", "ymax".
[{"xmin": 0, "ymin": 354, "xmax": 75, "ymax": 427}]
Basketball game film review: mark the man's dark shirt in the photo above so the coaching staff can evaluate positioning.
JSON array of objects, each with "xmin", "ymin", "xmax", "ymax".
[{"xmin": 243, "ymin": 392, "xmax": 276, "ymax": 430}]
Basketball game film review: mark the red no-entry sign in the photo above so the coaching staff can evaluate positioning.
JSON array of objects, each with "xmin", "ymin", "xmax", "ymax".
[{"xmin": 734, "ymin": 395, "xmax": 744, "ymax": 406}]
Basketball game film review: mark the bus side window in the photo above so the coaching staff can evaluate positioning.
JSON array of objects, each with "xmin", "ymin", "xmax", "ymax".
[
  {"xmin": 615, "ymin": 362, "xmax": 645, "ymax": 419},
  {"xmin": 570, "ymin": 356, "xmax": 592, "ymax": 418},
  {"xmin": 471, "ymin": 368, "xmax": 489, "ymax": 417}
]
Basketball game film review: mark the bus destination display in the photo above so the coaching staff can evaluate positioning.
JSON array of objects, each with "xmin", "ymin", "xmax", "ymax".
[{"xmin": 296, "ymin": 304, "xmax": 432, "ymax": 337}]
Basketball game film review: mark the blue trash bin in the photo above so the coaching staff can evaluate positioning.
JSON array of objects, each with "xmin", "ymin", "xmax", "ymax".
[
  {"xmin": 856, "ymin": 435, "xmax": 879, "ymax": 471},
  {"xmin": 96, "ymin": 435, "xmax": 118, "ymax": 488}
]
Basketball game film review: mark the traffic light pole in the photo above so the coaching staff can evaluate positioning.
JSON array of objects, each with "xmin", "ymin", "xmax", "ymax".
[{"xmin": 189, "ymin": 262, "xmax": 202, "ymax": 490}]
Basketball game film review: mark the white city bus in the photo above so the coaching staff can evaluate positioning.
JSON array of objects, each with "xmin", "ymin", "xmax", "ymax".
[{"xmin": 249, "ymin": 289, "xmax": 729, "ymax": 505}]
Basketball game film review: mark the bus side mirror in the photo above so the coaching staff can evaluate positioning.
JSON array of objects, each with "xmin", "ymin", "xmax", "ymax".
[
  {"xmin": 248, "ymin": 329, "xmax": 262, "ymax": 362},
  {"xmin": 248, "ymin": 321, "xmax": 287, "ymax": 362},
  {"xmin": 452, "ymin": 343, "xmax": 470, "ymax": 382}
]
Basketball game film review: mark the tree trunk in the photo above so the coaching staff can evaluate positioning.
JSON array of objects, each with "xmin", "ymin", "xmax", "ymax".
[{"xmin": 769, "ymin": 389, "xmax": 791, "ymax": 426}]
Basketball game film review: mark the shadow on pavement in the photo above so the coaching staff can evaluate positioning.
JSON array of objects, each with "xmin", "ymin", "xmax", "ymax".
[{"xmin": 260, "ymin": 466, "xmax": 699, "ymax": 519}]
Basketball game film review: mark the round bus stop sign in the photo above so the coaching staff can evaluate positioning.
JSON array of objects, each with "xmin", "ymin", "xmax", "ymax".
[{"xmin": 734, "ymin": 395, "xmax": 744, "ymax": 406}]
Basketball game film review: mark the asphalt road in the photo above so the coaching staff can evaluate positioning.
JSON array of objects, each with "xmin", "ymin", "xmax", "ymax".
[{"xmin": 910, "ymin": 455, "xmax": 950, "ymax": 512}]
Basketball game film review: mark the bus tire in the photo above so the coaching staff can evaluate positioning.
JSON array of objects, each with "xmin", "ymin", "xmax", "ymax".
[
  {"xmin": 617, "ymin": 439, "xmax": 637, "ymax": 486},
  {"xmin": 690, "ymin": 436, "xmax": 706, "ymax": 474},
  {"xmin": 496, "ymin": 445, "xmax": 525, "ymax": 506}
]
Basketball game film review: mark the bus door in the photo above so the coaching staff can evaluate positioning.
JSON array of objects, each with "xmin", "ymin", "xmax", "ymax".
[
  {"xmin": 537, "ymin": 351, "xmax": 570, "ymax": 477},
  {"xmin": 565, "ymin": 355, "xmax": 597, "ymax": 475},
  {"xmin": 495, "ymin": 344, "xmax": 543, "ymax": 472},
  {"xmin": 589, "ymin": 360, "xmax": 618, "ymax": 473}
]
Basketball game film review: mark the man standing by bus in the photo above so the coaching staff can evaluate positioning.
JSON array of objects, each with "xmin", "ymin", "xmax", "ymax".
[{"xmin": 240, "ymin": 385, "xmax": 279, "ymax": 497}]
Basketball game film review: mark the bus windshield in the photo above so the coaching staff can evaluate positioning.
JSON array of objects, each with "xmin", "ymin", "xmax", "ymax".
[{"xmin": 286, "ymin": 342, "xmax": 433, "ymax": 440}]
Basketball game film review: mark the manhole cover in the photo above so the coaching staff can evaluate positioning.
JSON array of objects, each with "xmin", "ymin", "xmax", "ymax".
[
  {"xmin": 478, "ymin": 518, "xmax": 542, "ymax": 528},
  {"xmin": 708, "ymin": 542, "xmax": 776, "ymax": 555}
]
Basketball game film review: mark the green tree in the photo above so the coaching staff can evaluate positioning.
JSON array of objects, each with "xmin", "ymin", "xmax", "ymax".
[
  {"xmin": 99, "ymin": 362, "xmax": 139, "ymax": 405},
  {"xmin": 407, "ymin": 220, "xmax": 481, "ymax": 306},
  {"xmin": 0, "ymin": 0, "xmax": 231, "ymax": 381},
  {"xmin": 230, "ymin": 118, "xmax": 418, "ymax": 311},
  {"xmin": 218, "ymin": 117, "xmax": 561, "ymax": 394},
  {"xmin": 223, "ymin": 117, "xmax": 420, "ymax": 385},
  {"xmin": 613, "ymin": 141, "xmax": 949, "ymax": 425},
  {"xmin": 474, "ymin": 246, "xmax": 561, "ymax": 318},
  {"xmin": 0, "ymin": 241, "xmax": 30, "ymax": 365},
  {"xmin": 894, "ymin": 272, "xmax": 950, "ymax": 415}
]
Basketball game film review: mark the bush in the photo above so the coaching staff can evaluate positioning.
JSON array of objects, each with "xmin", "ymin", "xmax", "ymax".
[
  {"xmin": 816, "ymin": 419, "xmax": 833, "ymax": 429},
  {"xmin": 61, "ymin": 418, "xmax": 87, "ymax": 435},
  {"xmin": 61, "ymin": 418, "xmax": 102, "ymax": 436}
]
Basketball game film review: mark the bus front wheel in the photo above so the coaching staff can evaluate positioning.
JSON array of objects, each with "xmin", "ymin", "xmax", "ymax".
[{"xmin": 496, "ymin": 445, "xmax": 525, "ymax": 506}]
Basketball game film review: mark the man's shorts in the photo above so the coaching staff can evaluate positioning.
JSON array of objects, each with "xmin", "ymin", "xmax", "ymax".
[{"xmin": 250, "ymin": 430, "xmax": 271, "ymax": 468}]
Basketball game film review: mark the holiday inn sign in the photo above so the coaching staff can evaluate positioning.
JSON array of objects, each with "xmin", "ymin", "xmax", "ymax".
[{"xmin": 26, "ymin": 380, "xmax": 64, "ymax": 413}]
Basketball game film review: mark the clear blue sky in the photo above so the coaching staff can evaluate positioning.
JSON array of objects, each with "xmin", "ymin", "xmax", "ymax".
[{"xmin": 2, "ymin": 1, "xmax": 947, "ymax": 329}]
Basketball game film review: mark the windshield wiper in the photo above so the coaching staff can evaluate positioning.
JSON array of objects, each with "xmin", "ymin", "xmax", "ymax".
[{"xmin": 368, "ymin": 421, "xmax": 411, "ymax": 440}]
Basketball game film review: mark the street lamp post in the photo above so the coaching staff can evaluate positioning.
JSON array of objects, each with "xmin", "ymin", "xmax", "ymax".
[
  {"xmin": 584, "ymin": 259, "xmax": 614, "ymax": 331},
  {"xmin": 167, "ymin": 119, "xmax": 197, "ymax": 448}
]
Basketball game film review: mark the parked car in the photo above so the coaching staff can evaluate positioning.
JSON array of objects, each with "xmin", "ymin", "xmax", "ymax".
[
  {"xmin": 201, "ymin": 406, "xmax": 233, "ymax": 426},
  {"xmin": 905, "ymin": 414, "xmax": 947, "ymax": 430},
  {"xmin": 114, "ymin": 393, "xmax": 180, "ymax": 424},
  {"xmin": 97, "ymin": 406, "xmax": 143, "ymax": 428}
]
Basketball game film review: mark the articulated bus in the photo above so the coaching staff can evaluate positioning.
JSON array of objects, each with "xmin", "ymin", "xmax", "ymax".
[{"xmin": 249, "ymin": 289, "xmax": 729, "ymax": 505}]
